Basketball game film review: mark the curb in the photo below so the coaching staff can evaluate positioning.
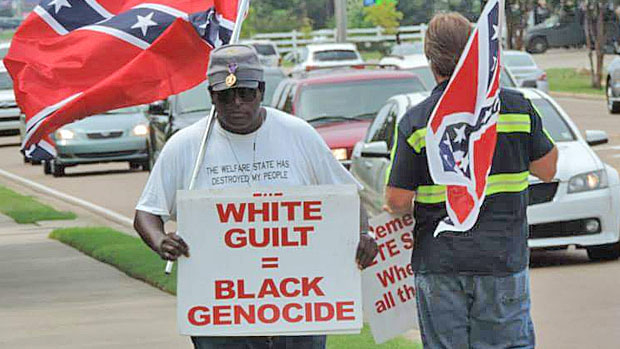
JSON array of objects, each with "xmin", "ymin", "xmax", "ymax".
[
  {"xmin": 0, "ymin": 168, "xmax": 134, "ymax": 228},
  {"xmin": 549, "ymin": 91, "xmax": 605, "ymax": 101}
]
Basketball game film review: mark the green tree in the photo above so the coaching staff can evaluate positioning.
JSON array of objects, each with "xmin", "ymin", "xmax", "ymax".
[{"xmin": 363, "ymin": 1, "xmax": 404, "ymax": 34}]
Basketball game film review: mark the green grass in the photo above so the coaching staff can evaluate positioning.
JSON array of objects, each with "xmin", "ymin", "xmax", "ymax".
[
  {"xmin": 51, "ymin": 226, "xmax": 420, "ymax": 348},
  {"xmin": 361, "ymin": 50, "xmax": 383, "ymax": 62},
  {"xmin": 0, "ymin": 185, "xmax": 76, "ymax": 223},
  {"xmin": 546, "ymin": 68, "xmax": 605, "ymax": 96}
]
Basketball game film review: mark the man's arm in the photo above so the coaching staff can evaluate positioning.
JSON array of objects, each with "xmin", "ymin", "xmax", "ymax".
[
  {"xmin": 384, "ymin": 187, "xmax": 415, "ymax": 214},
  {"xmin": 357, "ymin": 204, "xmax": 378, "ymax": 269},
  {"xmin": 134, "ymin": 210, "xmax": 189, "ymax": 261},
  {"xmin": 530, "ymin": 145, "xmax": 558, "ymax": 182}
]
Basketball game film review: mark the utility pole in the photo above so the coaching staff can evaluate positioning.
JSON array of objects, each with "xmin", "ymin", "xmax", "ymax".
[
  {"xmin": 15, "ymin": 0, "xmax": 23, "ymax": 18},
  {"xmin": 335, "ymin": 0, "xmax": 347, "ymax": 42}
]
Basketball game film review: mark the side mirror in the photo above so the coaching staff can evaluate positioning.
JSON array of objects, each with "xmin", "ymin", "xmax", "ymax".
[
  {"xmin": 148, "ymin": 100, "xmax": 169, "ymax": 116},
  {"xmin": 585, "ymin": 130, "xmax": 609, "ymax": 146},
  {"xmin": 361, "ymin": 141, "xmax": 390, "ymax": 159}
]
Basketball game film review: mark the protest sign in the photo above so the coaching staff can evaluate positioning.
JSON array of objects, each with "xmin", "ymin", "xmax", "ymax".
[
  {"xmin": 362, "ymin": 212, "xmax": 418, "ymax": 344},
  {"xmin": 176, "ymin": 185, "xmax": 363, "ymax": 336}
]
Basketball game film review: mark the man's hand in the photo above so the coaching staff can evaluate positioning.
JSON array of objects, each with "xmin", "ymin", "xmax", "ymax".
[
  {"xmin": 156, "ymin": 233, "xmax": 190, "ymax": 261},
  {"xmin": 356, "ymin": 234, "xmax": 378, "ymax": 270}
]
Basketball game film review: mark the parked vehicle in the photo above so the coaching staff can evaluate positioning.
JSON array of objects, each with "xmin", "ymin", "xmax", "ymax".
[
  {"xmin": 0, "ymin": 62, "xmax": 20, "ymax": 137},
  {"xmin": 270, "ymin": 68, "xmax": 426, "ymax": 167},
  {"xmin": 147, "ymin": 68, "xmax": 285, "ymax": 167},
  {"xmin": 242, "ymin": 40, "xmax": 281, "ymax": 67},
  {"xmin": 605, "ymin": 56, "xmax": 620, "ymax": 113},
  {"xmin": 389, "ymin": 42, "xmax": 424, "ymax": 56},
  {"xmin": 351, "ymin": 88, "xmax": 620, "ymax": 261},
  {"xmin": 289, "ymin": 43, "xmax": 364, "ymax": 75},
  {"xmin": 503, "ymin": 50, "xmax": 549, "ymax": 92},
  {"xmin": 33, "ymin": 107, "xmax": 150, "ymax": 177},
  {"xmin": 0, "ymin": 42, "xmax": 10, "ymax": 59}
]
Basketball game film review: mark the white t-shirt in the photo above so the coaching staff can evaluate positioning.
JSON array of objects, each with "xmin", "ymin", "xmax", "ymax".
[{"xmin": 136, "ymin": 107, "xmax": 361, "ymax": 221}]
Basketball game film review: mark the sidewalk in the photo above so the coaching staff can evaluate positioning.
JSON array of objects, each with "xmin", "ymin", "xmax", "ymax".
[{"xmin": 0, "ymin": 209, "xmax": 188, "ymax": 347}]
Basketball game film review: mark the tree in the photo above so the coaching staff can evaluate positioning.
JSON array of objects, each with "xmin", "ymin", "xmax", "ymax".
[
  {"xmin": 363, "ymin": 1, "xmax": 404, "ymax": 34},
  {"xmin": 583, "ymin": 0, "xmax": 608, "ymax": 89}
]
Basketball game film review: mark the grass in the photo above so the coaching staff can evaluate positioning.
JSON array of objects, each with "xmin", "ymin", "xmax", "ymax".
[
  {"xmin": 546, "ymin": 68, "xmax": 605, "ymax": 96},
  {"xmin": 360, "ymin": 50, "xmax": 384, "ymax": 62},
  {"xmin": 50, "ymin": 226, "xmax": 421, "ymax": 348},
  {"xmin": 0, "ymin": 185, "xmax": 76, "ymax": 223}
]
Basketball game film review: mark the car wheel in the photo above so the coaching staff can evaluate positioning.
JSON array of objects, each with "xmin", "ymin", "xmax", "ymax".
[
  {"xmin": 129, "ymin": 162, "xmax": 141, "ymax": 170},
  {"xmin": 587, "ymin": 241, "xmax": 620, "ymax": 261},
  {"xmin": 528, "ymin": 37, "xmax": 548, "ymax": 54},
  {"xmin": 51, "ymin": 160, "xmax": 65, "ymax": 177},
  {"xmin": 606, "ymin": 79, "xmax": 620, "ymax": 114},
  {"xmin": 30, "ymin": 159, "xmax": 42, "ymax": 166},
  {"xmin": 43, "ymin": 160, "xmax": 51, "ymax": 175},
  {"xmin": 23, "ymin": 154, "xmax": 30, "ymax": 164}
]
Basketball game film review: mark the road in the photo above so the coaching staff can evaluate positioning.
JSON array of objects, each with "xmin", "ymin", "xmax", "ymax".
[
  {"xmin": 531, "ymin": 48, "xmax": 617, "ymax": 71},
  {"xmin": 1, "ymin": 96, "xmax": 619, "ymax": 348}
]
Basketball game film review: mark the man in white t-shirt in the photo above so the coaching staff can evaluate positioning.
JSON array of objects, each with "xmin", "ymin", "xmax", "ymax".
[{"xmin": 134, "ymin": 44, "xmax": 378, "ymax": 349}]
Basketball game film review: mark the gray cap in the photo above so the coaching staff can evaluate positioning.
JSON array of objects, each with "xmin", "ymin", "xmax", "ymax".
[{"xmin": 207, "ymin": 44, "xmax": 264, "ymax": 92}]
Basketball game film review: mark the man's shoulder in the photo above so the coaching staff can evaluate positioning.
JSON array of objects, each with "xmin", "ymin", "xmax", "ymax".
[
  {"xmin": 499, "ymin": 88, "xmax": 533, "ymax": 114},
  {"xmin": 163, "ymin": 117, "xmax": 206, "ymax": 153},
  {"xmin": 399, "ymin": 93, "xmax": 441, "ymax": 135}
]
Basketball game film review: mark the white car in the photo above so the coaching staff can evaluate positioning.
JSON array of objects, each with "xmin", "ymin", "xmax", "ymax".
[
  {"xmin": 290, "ymin": 43, "xmax": 364, "ymax": 75},
  {"xmin": 0, "ymin": 62, "xmax": 20, "ymax": 137},
  {"xmin": 350, "ymin": 88, "xmax": 620, "ymax": 261},
  {"xmin": 503, "ymin": 50, "xmax": 549, "ymax": 93},
  {"xmin": 241, "ymin": 40, "xmax": 281, "ymax": 67}
]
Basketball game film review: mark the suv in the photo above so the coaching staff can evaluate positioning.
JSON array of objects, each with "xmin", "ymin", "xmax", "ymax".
[{"xmin": 270, "ymin": 68, "xmax": 426, "ymax": 167}]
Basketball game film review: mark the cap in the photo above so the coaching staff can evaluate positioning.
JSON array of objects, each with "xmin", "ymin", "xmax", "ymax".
[{"xmin": 207, "ymin": 44, "xmax": 264, "ymax": 92}]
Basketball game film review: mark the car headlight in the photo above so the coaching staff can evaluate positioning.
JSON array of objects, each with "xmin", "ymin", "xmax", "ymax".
[
  {"xmin": 132, "ymin": 124, "xmax": 149, "ymax": 136},
  {"xmin": 331, "ymin": 148, "xmax": 348, "ymax": 161},
  {"xmin": 568, "ymin": 170, "xmax": 608, "ymax": 193},
  {"xmin": 55, "ymin": 129, "xmax": 74, "ymax": 140}
]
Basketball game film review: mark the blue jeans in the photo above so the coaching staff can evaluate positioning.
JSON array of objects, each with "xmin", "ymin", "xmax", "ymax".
[
  {"xmin": 191, "ymin": 335, "xmax": 326, "ymax": 349},
  {"xmin": 415, "ymin": 269, "xmax": 535, "ymax": 349}
]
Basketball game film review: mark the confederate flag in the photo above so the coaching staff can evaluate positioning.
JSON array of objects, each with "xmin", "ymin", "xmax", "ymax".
[
  {"xmin": 425, "ymin": 0, "xmax": 504, "ymax": 236},
  {"xmin": 4, "ymin": 0, "xmax": 242, "ymax": 160}
]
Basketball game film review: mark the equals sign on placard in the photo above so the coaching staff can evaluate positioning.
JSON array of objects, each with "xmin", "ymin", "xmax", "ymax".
[{"xmin": 261, "ymin": 257, "xmax": 279, "ymax": 269}]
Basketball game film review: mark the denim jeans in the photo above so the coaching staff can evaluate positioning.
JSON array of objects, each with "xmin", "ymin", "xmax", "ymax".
[
  {"xmin": 415, "ymin": 269, "xmax": 535, "ymax": 349},
  {"xmin": 191, "ymin": 335, "xmax": 326, "ymax": 349}
]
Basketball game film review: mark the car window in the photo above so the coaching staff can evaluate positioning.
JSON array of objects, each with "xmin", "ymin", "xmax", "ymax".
[
  {"xmin": 313, "ymin": 50, "xmax": 359, "ymax": 62},
  {"xmin": 253, "ymin": 44, "xmax": 277, "ymax": 56},
  {"xmin": 391, "ymin": 42, "xmax": 424, "ymax": 56},
  {"xmin": 366, "ymin": 103, "xmax": 393, "ymax": 143},
  {"xmin": 407, "ymin": 66, "xmax": 435, "ymax": 90},
  {"xmin": 264, "ymin": 72, "xmax": 285, "ymax": 106},
  {"xmin": 530, "ymin": 98, "xmax": 576, "ymax": 142},
  {"xmin": 504, "ymin": 54, "xmax": 536, "ymax": 67},
  {"xmin": 297, "ymin": 77, "xmax": 425, "ymax": 121},
  {"xmin": 283, "ymin": 85, "xmax": 297, "ymax": 114},
  {"xmin": 370, "ymin": 103, "xmax": 399, "ymax": 149},
  {"xmin": 177, "ymin": 81, "xmax": 212, "ymax": 114},
  {"xmin": 0, "ymin": 70, "xmax": 12, "ymax": 89}
]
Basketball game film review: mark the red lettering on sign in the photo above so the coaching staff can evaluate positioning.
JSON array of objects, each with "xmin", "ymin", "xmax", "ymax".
[
  {"xmin": 188, "ymin": 306, "xmax": 209, "ymax": 326},
  {"xmin": 257, "ymin": 304, "xmax": 280, "ymax": 324},
  {"xmin": 216, "ymin": 203, "xmax": 246, "ymax": 223},
  {"xmin": 223, "ymin": 227, "xmax": 314, "ymax": 248},
  {"xmin": 213, "ymin": 305, "xmax": 232, "ymax": 325},
  {"xmin": 303, "ymin": 201, "xmax": 322, "ymax": 220},
  {"xmin": 282, "ymin": 303, "xmax": 303, "ymax": 323},
  {"xmin": 336, "ymin": 301, "xmax": 355, "ymax": 321}
]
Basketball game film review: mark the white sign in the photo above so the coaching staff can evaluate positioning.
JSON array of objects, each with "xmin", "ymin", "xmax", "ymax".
[
  {"xmin": 176, "ymin": 185, "xmax": 363, "ymax": 336},
  {"xmin": 362, "ymin": 212, "xmax": 418, "ymax": 344}
]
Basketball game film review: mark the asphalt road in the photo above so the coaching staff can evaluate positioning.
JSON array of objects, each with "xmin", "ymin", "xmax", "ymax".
[
  {"xmin": 531, "ymin": 48, "xmax": 617, "ymax": 71},
  {"xmin": 1, "ymin": 96, "xmax": 619, "ymax": 348}
]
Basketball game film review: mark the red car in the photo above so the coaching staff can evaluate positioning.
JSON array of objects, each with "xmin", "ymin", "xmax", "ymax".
[{"xmin": 270, "ymin": 68, "xmax": 426, "ymax": 167}]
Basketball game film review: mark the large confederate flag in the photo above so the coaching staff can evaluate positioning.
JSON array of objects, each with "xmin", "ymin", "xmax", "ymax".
[
  {"xmin": 425, "ymin": 0, "xmax": 504, "ymax": 236},
  {"xmin": 4, "ymin": 0, "xmax": 241, "ymax": 160}
]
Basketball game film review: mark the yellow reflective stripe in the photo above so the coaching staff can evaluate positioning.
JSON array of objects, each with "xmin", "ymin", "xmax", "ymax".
[
  {"xmin": 414, "ymin": 171, "xmax": 530, "ymax": 204},
  {"xmin": 497, "ymin": 113, "xmax": 531, "ymax": 133},
  {"xmin": 385, "ymin": 124, "xmax": 399, "ymax": 185},
  {"xmin": 406, "ymin": 128, "xmax": 427, "ymax": 153},
  {"xmin": 530, "ymin": 102, "xmax": 555, "ymax": 144}
]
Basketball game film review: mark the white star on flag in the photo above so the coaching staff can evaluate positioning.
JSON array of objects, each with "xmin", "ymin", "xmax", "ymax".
[
  {"xmin": 491, "ymin": 24, "xmax": 499, "ymax": 41},
  {"xmin": 48, "ymin": 0, "xmax": 71, "ymax": 14},
  {"xmin": 454, "ymin": 125, "xmax": 467, "ymax": 143},
  {"xmin": 131, "ymin": 12, "xmax": 158, "ymax": 37}
]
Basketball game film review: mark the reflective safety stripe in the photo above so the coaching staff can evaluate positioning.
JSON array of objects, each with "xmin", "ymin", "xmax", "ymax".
[
  {"xmin": 414, "ymin": 171, "xmax": 530, "ymax": 204},
  {"xmin": 385, "ymin": 124, "xmax": 399, "ymax": 185},
  {"xmin": 497, "ymin": 113, "xmax": 531, "ymax": 133},
  {"xmin": 406, "ymin": 128, "xmax": 427, "ymax": 153}
]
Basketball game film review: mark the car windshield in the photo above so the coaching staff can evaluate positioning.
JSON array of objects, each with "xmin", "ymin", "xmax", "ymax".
[
  {"xmin": 313, "ymin": 50, "xmax": 358, "ymax": 62},
  {"xmin": 298, "ymin": 78, "xmax": 425, "ymax": 121},
  {"xmin": 391, "ymin": 42, "xmax": 424, "ymax": 56},
  {"xmin": 178, "ymin": 82, "xmax": 212, "ymax": 114},
  {"xmin": 530, "ymin": 98, "xmax": 575, "ymax": 142},
  {"xmin": 0, "ymin": 71, "xmax": 12, "ymax": 89},
  {"xmin": 544, "ymin": 15, "xmax": 559, "ymax": 27},
  {"xmin": 500, "ymin": 67, "xmax": 517, "ymax": 87},
  {"xmin": 104, "ymin": 106, "xmax": 142, "ymax": 114},
  {"xmin": 504, "ymin": 54, "xmax": 536, "ymax": 67},
  {"xmin": 264, "ymin": 71, "xmax": 285, "ymax": 105},
  {"xmin": 407, "ymin": 66, "xmax": 435, "ymax": 89},
  {"xmin": 253, "ymin": 44, "xmax": 277, "ymax": 56}
]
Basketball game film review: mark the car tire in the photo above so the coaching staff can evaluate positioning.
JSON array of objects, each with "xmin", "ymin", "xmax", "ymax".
[
  {"xmin": 23, "ymin": 155, "xmax": 30, "ymax": 164},
  {"xmin": 51, "ymin": 160, "xmax": 65, "ymax": 177},
  {"xmin": 606, "ymin": 79, "xmax": 620, "ymax": 114},
  {"xmin": 587, "ymin": 241, "xmax": 620, "ymax": 261},
  {"xmin": 528, "ymin": 37, "xmax": 548, "ymax": 54},
  {"xmin": 43, "ymin": 160, "xmax": 51, "ymax": 175},
  {"xmin": 30, "ymin": 159, "xmax": 42, "ymax": 166},
  {"xmin": 129, "ymin": 162, "xmax": 141, "ymax": 170}
]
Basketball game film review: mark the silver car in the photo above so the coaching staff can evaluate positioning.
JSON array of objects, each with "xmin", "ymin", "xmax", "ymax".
[
  {"xmin": 351, "ymin": 89, "xmax": 620, "ymax": 261},
  {"xmin": 0, "ymin": 62, "xmax": 20, "ymax": 136},
  {"xmin": 503, "ymin": 50, "xmax": 549, "ymax": 93}
]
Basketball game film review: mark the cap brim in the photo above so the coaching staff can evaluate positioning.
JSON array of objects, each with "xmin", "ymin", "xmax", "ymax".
[{"xmin": 211, "ymin": 80, "xmax": 260, "ymax": 92}]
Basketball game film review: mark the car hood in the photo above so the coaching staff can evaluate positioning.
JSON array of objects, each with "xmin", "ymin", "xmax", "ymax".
[
  {"xmin": 507, "ymin": 67, "xmax": 540, "ymax": 80},
  {"xmin": 0, "ymin": 89, "xmax": 15, "ymax": 102},
  {"xmin": 314, "ymin": 120, "xmax": 372, "ymax": 149},
  {"xmin": 542, "ymin": 141, "xmax": 601, "ymax": 182},
  {"xmin": 61, "ymin": 112, "xmax": 147, "ymax": 132}
]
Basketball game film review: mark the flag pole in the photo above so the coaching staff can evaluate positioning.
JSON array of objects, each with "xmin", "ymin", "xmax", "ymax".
[{"xmin": 165, "ymin": 0, "xmax": 251, "ymax": 275}]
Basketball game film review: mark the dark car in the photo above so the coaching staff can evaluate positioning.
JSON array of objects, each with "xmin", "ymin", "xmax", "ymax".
[
  {"xmin": 270, "ymin": 68, "xmax": 427, "ymax": 166},
  {"xmin": 146, "ymin": 67, "xmax": 285, "ymax": 168}
]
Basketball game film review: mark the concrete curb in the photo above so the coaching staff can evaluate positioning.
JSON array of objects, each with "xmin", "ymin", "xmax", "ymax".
[
  {"xmin": 0, "ymin": 168, "xmax": 134, "ymax": 228},
  {"xmin": 549, "ymin": 91, "xmax": 605, "ymax": 101}
]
